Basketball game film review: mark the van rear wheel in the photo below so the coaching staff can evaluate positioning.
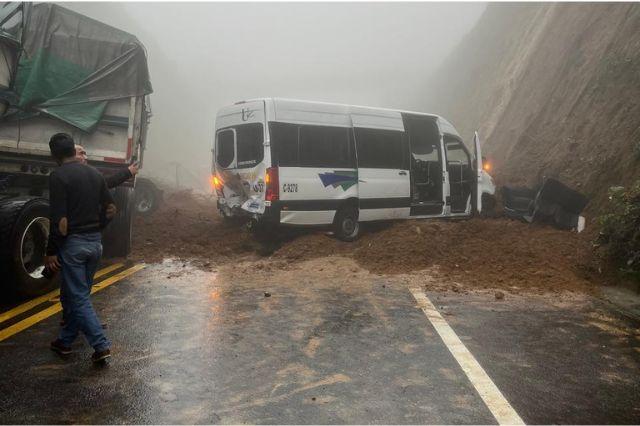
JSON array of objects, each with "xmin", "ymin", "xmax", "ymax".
[{"xmin": 334, "ymin": 206, "xmax": 360, "ymax": 242}]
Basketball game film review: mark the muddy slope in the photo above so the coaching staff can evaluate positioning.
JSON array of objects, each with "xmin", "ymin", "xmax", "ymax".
[{"xmin": 424, "ymin": 3, "xmax": 640, "ymax": 213}]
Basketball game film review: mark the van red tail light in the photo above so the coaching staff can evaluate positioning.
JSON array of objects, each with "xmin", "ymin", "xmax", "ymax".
[{"xmin": 265, "ymin": 167, "xmax": 279, "ymax": 202}]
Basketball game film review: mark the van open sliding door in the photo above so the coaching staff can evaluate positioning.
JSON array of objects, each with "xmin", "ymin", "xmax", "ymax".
[
  {"xmin": 402, "ymin": 114, "xmax": 445, "ymax": 216},
  {"xmin": 351, "ymin": 113, "xmax": 410, "ymax": 221}
]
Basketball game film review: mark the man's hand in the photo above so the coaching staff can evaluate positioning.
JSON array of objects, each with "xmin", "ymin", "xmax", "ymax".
[
  {"xmin": 58, "ymin": 217, "xmax": 68, "ymax": 236},
  {"xmin": 105, "ymin": 203, "xmax": 117, "ymax": 220},
  {"xmin": 45, "ymin": 255, "xmax": 61, "ymax": 272},
  {"xmin": 128, "ymin": 162, "xmax": 140, "ymax": 176}
]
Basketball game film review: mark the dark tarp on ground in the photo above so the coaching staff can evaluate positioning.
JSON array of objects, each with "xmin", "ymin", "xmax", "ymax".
[{"xmin": 0, "ymin": 2, "xmax": 152, "ymax": 132}]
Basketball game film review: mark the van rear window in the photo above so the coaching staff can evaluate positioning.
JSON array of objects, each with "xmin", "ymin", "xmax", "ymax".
[
  {"xmin": 215, "ymin": 123, "xmax": 264, "ymax": 169},
  {"xmin": 236, "ymin": 123, "xmax": 264, "ymax": 168},
  {"xmin": 216, "ymin": 130, "xmax": 234, "ymax": 168}
]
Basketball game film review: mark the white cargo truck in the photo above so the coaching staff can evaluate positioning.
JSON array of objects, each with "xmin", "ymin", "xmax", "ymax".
[{"xmin": 0, "ymin": 3, "xmax": 152, "ymax": 297}]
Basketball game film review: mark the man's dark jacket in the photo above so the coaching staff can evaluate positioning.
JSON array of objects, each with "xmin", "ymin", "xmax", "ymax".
[
  {"xmin": 105, "ymin": 168, "xmax": 132, "ymax": 189},
  {"xmin": 47, "ymin": 162, "xmax": 115, "ymax": 255}
]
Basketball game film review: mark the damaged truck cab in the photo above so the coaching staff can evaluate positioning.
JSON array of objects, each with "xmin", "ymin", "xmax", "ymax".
[{"xmin": 212, "ymin": 98, "xmax": 495, "ymax": 240}]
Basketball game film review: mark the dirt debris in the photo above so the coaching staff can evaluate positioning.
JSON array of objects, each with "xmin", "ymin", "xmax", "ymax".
[
  {"xmin": 131, "ymin": 189, "xmax": 261, "ymax": 266},
  {"xmin": 271, "ymin": 218, "xmax": 603, "ymax": 293},
  {"xmin": 133, "ymin": 189, "xmax": 607, "ymax": 294}
]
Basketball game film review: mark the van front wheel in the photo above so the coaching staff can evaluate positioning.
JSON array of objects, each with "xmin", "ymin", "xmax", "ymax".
[{"xmin": 334, "ymin": 206, "xmax": 360, "ymax": 242}]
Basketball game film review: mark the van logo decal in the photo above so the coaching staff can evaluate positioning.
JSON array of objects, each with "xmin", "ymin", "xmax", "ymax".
[
  {"xmin": 318, "ymin": 171, "xmax": 358, "ymax": 191},
  {"xmin": 241, "ymin": 108, "xmax": 255, "ymax": 121}
]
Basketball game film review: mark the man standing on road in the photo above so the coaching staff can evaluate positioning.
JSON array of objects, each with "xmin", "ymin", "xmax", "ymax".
[
  {"xmin": 56, "ymin": 144, "xmax": 140, "ymax": 329},
  {"xmin": 45, "ymin": 133, "xmax": 116, "ymax": 363}
]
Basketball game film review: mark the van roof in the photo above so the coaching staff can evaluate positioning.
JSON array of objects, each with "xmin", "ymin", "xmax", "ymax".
[{"xmin": 232, "ymin": 97, "xmax": 461, "ymax": 138}]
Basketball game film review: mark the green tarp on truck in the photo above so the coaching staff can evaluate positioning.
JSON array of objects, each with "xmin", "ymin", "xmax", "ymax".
[{"xmin": 0, "ymin": 2, "xmax": 152, "ymax": 132}]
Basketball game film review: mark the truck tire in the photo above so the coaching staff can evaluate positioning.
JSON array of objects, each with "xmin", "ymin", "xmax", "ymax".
[
  {"xmin": 334, "ymin": 205, "xmax": 360, "ymax": 242},
  {"xmin": 134, "ymin": 177, "xmax": 161, "ymax": 216},
  {"xmin": 0, "ymin": 197, "xmax": 60, "ymax": 298},
  {"xmin": 102, "ymin": 186, "xmax": 134, "ymax": 258}
]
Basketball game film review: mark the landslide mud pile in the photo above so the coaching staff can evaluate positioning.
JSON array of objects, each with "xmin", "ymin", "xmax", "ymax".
[
  {"xmin": 273, "ymin": 219, "xmax": 601, "ymax": 293},
  {"xmin": 133, "ymin": 190, "xmax": 604, "ymax": 293},
  {"xmin": 131, "ymin": 190, "xmax": 260, "ymax": 265}
]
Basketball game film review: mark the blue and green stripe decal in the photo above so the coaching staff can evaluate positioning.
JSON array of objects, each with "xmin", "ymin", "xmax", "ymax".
[{"xmin": 318, "ymin": 170, "xmax": 358, "ymax": 191}]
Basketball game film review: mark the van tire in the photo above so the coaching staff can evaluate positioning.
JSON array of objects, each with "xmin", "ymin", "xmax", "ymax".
[
  {"xmin": 0, "ymin": 197, "xmax": 60, "ymax": 298},
  {"xmin": 334, "ymin": 205, "xmax": 360, "ymax": 242}
]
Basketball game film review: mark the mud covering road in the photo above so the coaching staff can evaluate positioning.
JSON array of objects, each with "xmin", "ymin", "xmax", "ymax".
[
  {"xmin": 133, "ymin": 189, "xmax": 604, "ymax": 295},
  {"xmin": 131, "ymin": 190, "xmax": 259, "ymax": 265}
]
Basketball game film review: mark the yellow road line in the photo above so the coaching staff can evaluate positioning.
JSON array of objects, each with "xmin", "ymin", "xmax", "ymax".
[
  {"xmin": 95, "ymin": 262, "xmax": 126, "ymax": 280},
  {"xmin": 0, "ymin": 263, "xmax": 124, "ymax": 325},
  {"xmin": 0, "ymin": 264, "xmax": 145, "ymax": 342},
  {"xmin": 410, "ymin": 287, "xmax": 524, "ymax": 425}
]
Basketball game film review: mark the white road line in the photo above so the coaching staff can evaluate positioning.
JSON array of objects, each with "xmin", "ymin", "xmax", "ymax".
[{"xmin": 410, "ymin": 287, "xmax": 525, "ymax": 425}]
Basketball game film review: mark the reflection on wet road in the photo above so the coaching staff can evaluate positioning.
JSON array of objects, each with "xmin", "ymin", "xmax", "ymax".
[{"xmin": 0, "ymin": 258, "xmax": 639, "ymax": 424}]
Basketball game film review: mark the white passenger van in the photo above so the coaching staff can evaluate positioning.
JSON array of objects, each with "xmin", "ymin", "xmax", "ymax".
[{"xmin": 212, "ymin": 98, "xmax": 495, "ymax": 240}]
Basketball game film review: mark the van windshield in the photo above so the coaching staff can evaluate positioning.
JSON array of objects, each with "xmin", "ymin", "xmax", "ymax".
[{"xmin": 216, "ymin": 123, "xmax": 264, "ymax": 169}]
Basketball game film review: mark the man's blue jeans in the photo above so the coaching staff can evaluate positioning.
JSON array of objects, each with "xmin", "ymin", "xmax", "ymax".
[{"xmin": 57, "ymin": 232, "xmax": 111, "ymax": 352}]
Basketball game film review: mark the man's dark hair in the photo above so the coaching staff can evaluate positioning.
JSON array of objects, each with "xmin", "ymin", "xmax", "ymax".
[{"xmin": 49, "ymin": 133, "xmax": 75, "ymax": 161}]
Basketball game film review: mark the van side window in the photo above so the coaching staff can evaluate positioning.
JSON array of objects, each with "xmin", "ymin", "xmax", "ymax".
[
  {"xmin": 270, "ymin": 122, "xmax": 355, "ymax": 168},
  {"xmin": 406, "ymin": 118, "xmax": 441, "ymax": 162},
  {"xmin": 270, "ymin": 122, "xmax": 299, "ymax": 166},
  {"xmin": 299, "ymin": 125, "xmax": 354, "ymax": 168},
  {"xmin": 235, "ymin": 123, "xmax": 264, "ymax": 168},
  {"xmin": 216, "ymin": 129, "xmax": 235, "ymax": 168},
  {"xmin": 444, "ymin": 140, "xmax": 470, "ymax": 164},
  {"xmin": 354, "ymin": 128, "xmax": 406, "ymax": 169}
]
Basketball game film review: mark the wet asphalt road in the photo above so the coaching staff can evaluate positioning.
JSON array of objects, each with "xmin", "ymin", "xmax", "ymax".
[{"xmin": 1, "ymin": 260, "xmax": 639, "ymax": 424}]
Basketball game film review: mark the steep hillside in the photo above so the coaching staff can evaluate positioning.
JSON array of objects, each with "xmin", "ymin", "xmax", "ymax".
[{"xmin": 424, "ymin": 3, "xmax": 640, "ymax": 213}]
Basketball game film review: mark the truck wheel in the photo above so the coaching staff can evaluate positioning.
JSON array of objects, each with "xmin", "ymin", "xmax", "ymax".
[
  {"xmin": 134, "ymin": 177, "xmax": 161, "ymax": 216},
  {"xmin": 334, "ymin": 205, "xmax": 360, "ymax": 242},
  {"xmin": 102, "ymin": 187, "xmax": 134, "ymax": 258},
  {"xmin": 0, "ymin": 197, "xmax": 59, "ymax": 298}
]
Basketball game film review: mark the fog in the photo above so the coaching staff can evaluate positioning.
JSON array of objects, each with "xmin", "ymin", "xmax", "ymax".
[{"xmin": 64, "ymin": 2, "xmax": 485, "ymax": 189}]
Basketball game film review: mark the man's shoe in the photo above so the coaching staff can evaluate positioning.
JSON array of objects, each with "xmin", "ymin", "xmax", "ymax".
[
  {"xmin": 50, "ymin": 339, "xmax": 72, "ymax": 355},
  {"xmin": 91, "ymin": 349, "xmax": 111, "ymax": 363}
]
